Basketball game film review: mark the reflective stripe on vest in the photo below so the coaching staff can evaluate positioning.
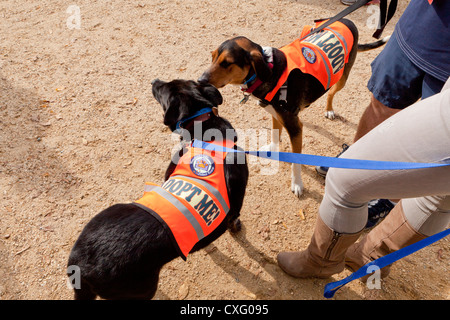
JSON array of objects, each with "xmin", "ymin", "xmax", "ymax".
[
  {"xmin": 135, "ymin": 140, "xmax": 233, "ymax": 259},
  {"xmin": 169, "ymin": 175, "xmax": 230, "ymax": 216},
  {"xmin": 142, "ymin": 184, "xmax": 206, "ymax": 240},
  {"xmin": 265, "ymin": 20, "xmax": 354, "ymax": 102}
]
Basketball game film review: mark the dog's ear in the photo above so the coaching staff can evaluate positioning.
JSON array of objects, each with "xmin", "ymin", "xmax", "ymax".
[
  {"xmin": 152, "ymin": 79, "xmax": 182, "ymax": 127},
  {"xmin": 249, "ymin": 49, "xmax": 272, "ymax": 82},
  {"xmin": 198, "ymin": 83, "xmax": 223, "ymax": 106},
  {"xmin": 162, "ymin": 95, "xmax": 192, "ymax": 130},
  {"xmin": 162, "ymin": 96, "xmax": 182, "ymax": 127}
]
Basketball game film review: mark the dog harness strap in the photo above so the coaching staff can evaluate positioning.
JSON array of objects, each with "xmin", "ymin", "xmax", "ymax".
[
  {"xmin": 264, "ymin": 20, "xmax": 354, "ymax": 102},
  {"xmin": 135, "ymin": 140, "xmax": 233, "ymax": 259}
]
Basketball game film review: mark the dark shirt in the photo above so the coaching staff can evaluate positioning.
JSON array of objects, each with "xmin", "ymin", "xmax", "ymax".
[{"xmin": 395, "ymin": 0, "xmax": 450, "ymax": 81}]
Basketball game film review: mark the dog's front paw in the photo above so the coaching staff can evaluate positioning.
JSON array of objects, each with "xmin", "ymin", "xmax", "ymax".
[
  {"xmin": 291, "ymin": 180, "xmax": 304, "ymax": 198},
  {"xmin": 259, "ymin": 142, "xmax": 279, "ymax": 152},
  {"xmin": 291, "ymin": 163, "xmax": 304, "ymax": 198},
  {"xmin": 229, "ymin": 218, "xmax": 242, "ymax": 233},
  {"xmin": 325, "ymin": 110, "xmax": 336, "ymax": 120}
]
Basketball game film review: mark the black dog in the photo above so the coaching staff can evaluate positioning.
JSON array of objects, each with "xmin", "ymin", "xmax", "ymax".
[{"xmin": 67, "ymin": 79, "xmax": 249, "ymax": 300}]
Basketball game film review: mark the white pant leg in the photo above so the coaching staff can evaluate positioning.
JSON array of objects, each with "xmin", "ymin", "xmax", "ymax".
[{"xmin": 320, "ymin": 78, "xmax": 450, "ymax": 233}]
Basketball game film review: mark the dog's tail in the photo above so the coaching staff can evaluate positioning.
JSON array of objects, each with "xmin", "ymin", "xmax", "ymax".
[{"xmin": 357, "ymin": 35, "xmax": 391, "ymax": 52}]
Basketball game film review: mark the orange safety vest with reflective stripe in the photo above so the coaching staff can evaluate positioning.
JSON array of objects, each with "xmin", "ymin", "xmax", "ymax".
[
  {"xmin": 265, "ymin": 20, "xmax": 354, "ymax": 102},
  {"xmin": 134, "ymin": 140, "xmax": 233, "ymax": 259}
]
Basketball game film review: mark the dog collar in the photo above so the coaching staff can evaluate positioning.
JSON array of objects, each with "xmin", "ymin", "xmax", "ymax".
[
  {"xmin": 239, "ymin": 61, "xmax": 273, "ymax": 102},
  {"xmin": 175, "ymin": 107, "xmax": 214, "ymax": 132},
  {"xmin": 241, "ymin": 73, "xmax": 257, "ymax": 88},
  {"xmin": 240, "ymin": 47, "xmax": 274, "ymax": 95}
]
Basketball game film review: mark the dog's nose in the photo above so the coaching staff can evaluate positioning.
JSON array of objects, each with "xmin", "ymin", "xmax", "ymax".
[
  {"xmin": 197, "ymin": 74, "xmax": 209, "ymax": 84},
  {"xmin": 151, "ymin": 78, "xmax": 160, "ymax": 86}
]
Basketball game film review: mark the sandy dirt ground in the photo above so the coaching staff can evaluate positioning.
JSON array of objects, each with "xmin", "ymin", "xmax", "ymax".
[{"xmin": 0, "ymin": 0, "xmax": 448, "ymax": 300}]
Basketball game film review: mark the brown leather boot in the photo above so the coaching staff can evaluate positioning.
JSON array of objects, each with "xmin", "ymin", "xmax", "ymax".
[
  {"xmin": 277, "ymin": 216, "xmax": 362, "ymax": 278},
  {"xmin": 345, "ymin": 201, "xmax": 426, "ymax": 281}
]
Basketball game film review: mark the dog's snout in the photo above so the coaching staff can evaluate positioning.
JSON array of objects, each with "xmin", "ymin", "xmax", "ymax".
[{"xmin": 197, "ymin": 73, "xmax": 210, "ymax": 84}]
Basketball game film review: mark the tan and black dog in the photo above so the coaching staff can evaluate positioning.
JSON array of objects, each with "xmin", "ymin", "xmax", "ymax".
[{"xmin": 199, "ymin": 18, "xmax": 389, "ymax": 197}]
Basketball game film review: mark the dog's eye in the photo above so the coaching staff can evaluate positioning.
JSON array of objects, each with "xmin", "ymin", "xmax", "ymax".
[{"xmin": 220, "ymin": 60, "xmax": 232, "ymax": 68}]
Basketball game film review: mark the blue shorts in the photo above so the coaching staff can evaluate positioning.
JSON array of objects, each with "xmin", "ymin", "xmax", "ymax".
[{"xmin": 367, "ymin": 33, "xmax": 446, "ymax": 109}]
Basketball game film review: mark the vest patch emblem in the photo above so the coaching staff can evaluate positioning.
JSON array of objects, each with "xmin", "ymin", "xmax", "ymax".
[
  {"xmin": 302, "ymin": 47, "xmax": 316, "ymax": 64},
  {"xmin": 190, "ymin": 154, "xmax": 215, "ymax": 177}
]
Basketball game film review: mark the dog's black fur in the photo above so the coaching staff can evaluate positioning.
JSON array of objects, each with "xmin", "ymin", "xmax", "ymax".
[{"xmin": 67, "ymin": 79, "xmax": 249, "ymax": 300}]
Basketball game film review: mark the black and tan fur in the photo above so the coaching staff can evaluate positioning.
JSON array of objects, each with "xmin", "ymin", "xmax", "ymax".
[{"xmin": 199, "ymin": 18, "xmax": 389, "ymax": 197}]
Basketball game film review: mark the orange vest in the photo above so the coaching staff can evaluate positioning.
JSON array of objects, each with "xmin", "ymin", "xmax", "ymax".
[
  {"xmin": 135, "ymin": 140, "xmax": 233, "ymax": 259},
  {"xmin": 265, "ymin": 20, "xmax": 354, "ymax": 102}
]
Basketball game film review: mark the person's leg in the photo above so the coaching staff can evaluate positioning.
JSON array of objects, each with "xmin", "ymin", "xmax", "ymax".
[
  {"xmin": 316, "ymin": 33, "xmax": 424, "ymax": 177},
  {"xmin": 345, "ymin": 79, "xmax": 450, "ymax": 279},
  {"xmin": 402, "ymin": 196, "xmax": 450, "ymax": 236},
  {"xmin": 278, "ymin": 83, "xmax": 450, "ymax": 278},
  {"xmin": 355, "ymin": 68, "xmax": 446, "ymax": 148},
  {"xmin": 338, "ymin": 38, "xmax": 447, "ymax": 226},
  {"xmin": 352, "ymin": 94, "xmax": 400, "ymax": 142},
  {"xmin": 357, "ymin": 74, "xmax": 447, "ymax": 227},
  {"xmin": 345, "ymin": 196, "xmax": 450, "ymax": 281},
  {"xmin": 355, "ymin": 33, "xmax": 426, "ymax": 141},
  {"xmin": 321, "ymin": 86, "xmax": 450, "ymax": 233}
]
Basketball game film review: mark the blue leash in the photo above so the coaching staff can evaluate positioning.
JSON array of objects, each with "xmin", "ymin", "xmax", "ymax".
[
  {"xmin": 192, "ymin": 140, "xmax": 450, "ymax": 170},
  {"xmin": 193, "ymin": 139, "xmax": 450, "ymax": 297},
  {"xmin": 323, "ymin": 228, "xmax": 450, "ymax": 298}
]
